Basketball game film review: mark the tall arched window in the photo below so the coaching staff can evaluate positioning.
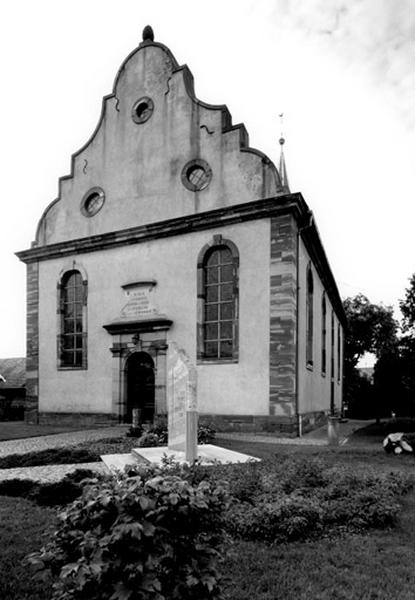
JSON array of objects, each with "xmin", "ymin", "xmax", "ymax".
[
  {"xmin": 321, "ymin": 293, "xmax": 327, "ymax": 374},
  {"xmin": 337, "ymin": 324, "xmax": 341, "ymax": 382},
  {"xmin": 331, "ymin": 311, "xmax": 335, "ymax": 377},
  {"xmin": 58, "ymin": 270, "xmax": 87, "ymax": 368},
  {"xmin": 197, "ymin": 236, "xmax": 239, "ymax": 361},
  {"xmin": 306, "ymin": 263, "xmax": 314, "ymax": 367}
]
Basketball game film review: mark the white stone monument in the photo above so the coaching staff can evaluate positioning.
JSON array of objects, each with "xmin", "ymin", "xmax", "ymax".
[
  {"xmin": 102, "ymin": 344, "xmax": 261, "ymax": 469},
  {"xmin": 167, "ymin": 342, "xmax": 198, "ymax": 463}
]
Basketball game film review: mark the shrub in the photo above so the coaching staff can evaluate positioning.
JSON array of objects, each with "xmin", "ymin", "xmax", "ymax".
[
  {"xmin": 322, "ymin": 490, "xmax": 401, "ymax": 530},
  {"xmin": 217, "ymin": 461, "xmax": 261, "ymax": 504},
  {"xmin": 227, "ymin": 495, "xmax": 323, "ymax": 543},
  {"xmin": 135, "ymin": 422, "xmax": 216, "ymax": 447},
  {"xmin": 137, "ymin": 432, "xmax": 161, "ymax": 447},
  {"xmin": 217, "ymin": 458, "xmax": 414, "ymax": 542},
  {"xmin": 147, "ymin": 417, "xmax": 168, "ymax": 445},
  {"xmin": 126, "ymin": 425, "xmax": 143, "ymax": 438},
  {"xmin": 197, "ymin": 425, "xmax": 216, "ymax": 445},
  {"xmin": 279, "ymin": 457, "xmax": 326, "ymax": 494},
  {"xmin": 28, "ymin": 467, "xmax": 230, "ymax": 600}
]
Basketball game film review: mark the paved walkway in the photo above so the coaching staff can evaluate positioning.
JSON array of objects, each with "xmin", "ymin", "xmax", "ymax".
[
  {"xmin": 0, "ymin": 462, "xmax": 108, "ymax": 482},
  {"xmin": 0, "ymin": 426, "xmax": 128, "ymax": 458},
  {"xmin": 216, "ymin": 432, "xmax": 327, "ymax": 446},
  {"xmin": 0, "ymin": 426, "xmax": 128, "ymax": 483},
  {"xmin": 216, "ymin": 419, "xmax": 369, "ymax": 447}
]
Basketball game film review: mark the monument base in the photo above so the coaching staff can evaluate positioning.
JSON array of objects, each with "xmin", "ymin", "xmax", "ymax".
[
  {"xmin": 100, "ymin": 444, "xmax": 260, "ymax": 473},
  {"xmin": 132, "ymin": 444, "xmax": 260, "ymax": 466}
]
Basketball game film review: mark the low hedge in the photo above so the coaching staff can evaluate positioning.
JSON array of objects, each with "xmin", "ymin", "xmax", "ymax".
[
  {"xmin": 0, "ymin": 448, "xmax": 100, "ymax": 470},
  {"xmin": 223, "ymin": 458, "xmax": 413, "ymax": 541},
  {"xmin": 165, "ymin": 457, "xmax": 414, "ymax": 542}
]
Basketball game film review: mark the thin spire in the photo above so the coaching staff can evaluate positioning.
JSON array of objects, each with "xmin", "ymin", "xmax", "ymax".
[{"xmin": 278, "ymin": 113, "xmax": 290, "ymax": 193}]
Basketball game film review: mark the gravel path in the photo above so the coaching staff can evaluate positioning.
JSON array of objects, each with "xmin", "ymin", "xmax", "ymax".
[
  {"xmin": 0, "ymin": 427, "xmax": 129, "ymax": 482},
  {"xmin": 0, "ymin": 426, "xmax": 128, "ymax": 458},
  {"xmin": 216, "ymin": 433, "xmax": 327, "ymax": 446}
]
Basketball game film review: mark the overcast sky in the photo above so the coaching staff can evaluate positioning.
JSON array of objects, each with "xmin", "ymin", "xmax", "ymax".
[{"xmin": 1, "ymin": 0, "xmax": 414, "ymax": 358}]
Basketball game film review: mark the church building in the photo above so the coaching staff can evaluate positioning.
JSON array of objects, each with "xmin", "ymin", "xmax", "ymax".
[{"xmin": 17, "ymin": 27, "xmax": 346, "ymax": 435}]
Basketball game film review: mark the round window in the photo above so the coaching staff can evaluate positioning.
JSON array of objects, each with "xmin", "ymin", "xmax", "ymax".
[
  {"xmin": 81, "ymin": 187, "xmax": 105, "ymax": 217},
  {"xmin": 131, "ymin": 97, "xmax": 154, "ymax": 124},
  {"xmin": 181, "ymin": 159, "xmax": 212, "ymax": 192}
]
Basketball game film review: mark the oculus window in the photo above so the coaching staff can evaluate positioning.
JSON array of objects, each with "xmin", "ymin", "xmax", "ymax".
[
  {"xmin": 131, "ymin": 97, "xmax": 154, "ymax": 124},
  {"xmin": 181, "ymin": 159, "xmax": 212, "ymax": 192},
  {"xmin": 81, "ymin": 187, "xmax": 105, "ymax": 217}
]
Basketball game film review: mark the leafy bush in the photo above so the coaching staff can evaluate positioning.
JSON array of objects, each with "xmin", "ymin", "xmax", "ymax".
[
  {"xmin": 135, "ymin": 423, "xmax": 216, "ymax": 448},
  {"xmin": 279, "ymin": 458, "xmax": 326, "ymax": 494},
  {"xmin": 197, "ymin": 425, "xmax": 216, "ymax": 445},
  {"xmin": 179, "ymin": 457, "xmax": 413, "ymax": 543},
  {"xmin": 147, "ymin": 418, "xmax": 168, "ymax": 445},
  {"xmin": 28, "ymin": 466, "xmax": 230, "ymax": 600},
  {"xmin": 228, "ymin": 495, "xmax": 323, "ymax": 542},
  {"xmin": 137, "ymin": 432, "xmax": 161, "ymax": 447},
  {"xmin": 126, "ymin": 425, "xmax": 143, "ymax": 438}
]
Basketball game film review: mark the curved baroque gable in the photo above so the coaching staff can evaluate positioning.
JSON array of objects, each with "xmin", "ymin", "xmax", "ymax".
[{"xmin": 36, "ymin": 35, "xmax": 283, "ymax": 246}]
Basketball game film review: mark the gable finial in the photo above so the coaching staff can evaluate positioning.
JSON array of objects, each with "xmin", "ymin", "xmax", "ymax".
[
  {"xmin": 278, "ymin": 113, "xmax": 290, "ymax": 193},
  {"xmin": 142, "ymin": 25, "xmax": 154, "ymax": 42}
]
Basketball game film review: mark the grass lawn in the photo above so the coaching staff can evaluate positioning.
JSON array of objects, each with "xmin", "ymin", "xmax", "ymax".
[
  {"xmin": 1, "ymin": 443, "xmax": 415, "ymax": 599},
  {"xmin": 0, "ymin": 496, "xmax": 55, "ymax": 600},
  {"xmin": 0, "ymin": 421, "xmax": 98, "ymax": 441},
  {"xmin": 215, "ymin": 436, "xmax": 415, "ymax": 471},
  {"xmin": 349, "ymin": 418, "xmax": 415, "ymax": 445},
  {"xmin": 224, "ymin": 491, "xmax": 415, "ymax": 600}
]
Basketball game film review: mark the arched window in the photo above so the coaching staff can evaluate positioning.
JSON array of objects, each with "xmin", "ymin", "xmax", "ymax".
[
  {"xmin": 321, "ymin": 293, "xmax": 327, "ymax": 374},
  {"xmin": 337, "ymin": 324, "xmax": 341, "ymax": 382},
  {"xmin": 331, "ymin": 311, "xmax": 335, "ymax": 377},
  {"xmin": 58, "ymin": 270, "xmax": 87, "ymax": 368},
  {"xmin": 306, "ymin": 263, "xmax": 314, "ymax": 366},
  {"xmin": 197, "ymin": 236, "xmax": 239, "ymax": 361}
]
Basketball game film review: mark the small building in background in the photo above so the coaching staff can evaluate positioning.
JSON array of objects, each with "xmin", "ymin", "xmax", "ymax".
[
  {"xmin": 0, "ymin": 358, "xmax": 26, "ymax": 421},
  {"xmin": 17, "ymin": 27, "xmax": 346, "ymax": 435}
]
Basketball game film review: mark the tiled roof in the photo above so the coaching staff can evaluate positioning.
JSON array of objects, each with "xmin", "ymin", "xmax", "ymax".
[{"xmin": 0, "ymin": 358, "xmax": 26, "ymax": 388}]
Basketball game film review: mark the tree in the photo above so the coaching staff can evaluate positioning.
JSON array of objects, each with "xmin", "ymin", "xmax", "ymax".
[
  {"xmin": 397, "ymin": 275, "xmax": 415, "ymax": 416},
  {"xmin": 400, "ymin": 274, "xmax": 415, "ymax": 334},
  {"xmin": 343, "ymin": 294, "xmax": 399, "ymax": 419},
  {"xmin": 343, "ymin": 294, "xmax": 398, "ymax": 368}
]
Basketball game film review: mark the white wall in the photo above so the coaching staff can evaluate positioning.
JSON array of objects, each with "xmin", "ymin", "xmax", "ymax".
[
  {"xmin": 297, "ymin": 237, "xmax": 343, "ymax": 415},
  {"xmin": 38, "ymin": 219, "xmax": 270, "ymax": 415},
  {"xmin": 37, "ymin": 43, "xmax": 280, "ymax": 246}
]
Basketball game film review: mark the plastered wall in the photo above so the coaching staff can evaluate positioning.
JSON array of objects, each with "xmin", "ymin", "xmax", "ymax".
[
  {"xmin": 37, "ymin": 219, "xmax": 270, "ymax": 416},
  {"xmin": 36, "ymin": 42, "xmax": 280, "ymax": 246},
  {"xmin": 297, "ymin": 238, "xmax": 343, "ymax": 415}
]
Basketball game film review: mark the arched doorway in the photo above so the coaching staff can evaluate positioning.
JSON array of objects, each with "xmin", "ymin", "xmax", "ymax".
[{"xmin": 125, "ymin": 352, "xmax": 155, "ymax": 423}]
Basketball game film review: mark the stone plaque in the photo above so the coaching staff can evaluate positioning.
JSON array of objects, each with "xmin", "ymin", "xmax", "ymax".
[
  {"xmin": 167, "ymin": 342, "xmax": 197, "ymax": 462},
  {"xmin": 120, "ymin": 281, "xmax": 158, "ymax": 320}
]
